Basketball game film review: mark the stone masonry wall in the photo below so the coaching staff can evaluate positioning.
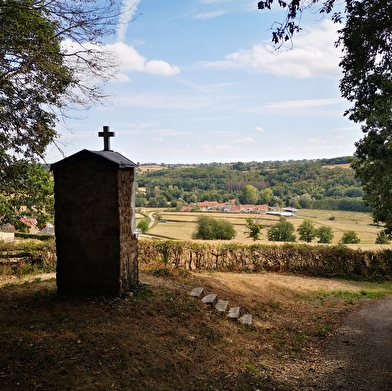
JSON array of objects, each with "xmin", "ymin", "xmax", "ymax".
[{"xmin": 118, "ymin": 168, "xmax": 138, "ymax": 292}]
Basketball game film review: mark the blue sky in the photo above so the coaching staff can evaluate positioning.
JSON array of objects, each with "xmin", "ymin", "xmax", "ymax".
[{"xmin": 48, "ymin": 0, "xmax": 359, "ymax": 165}]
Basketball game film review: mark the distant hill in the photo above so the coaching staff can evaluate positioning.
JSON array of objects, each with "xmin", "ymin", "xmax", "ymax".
[{"xmin": 135, "ymin": 157, "xmax": 370, "ymax": 213}]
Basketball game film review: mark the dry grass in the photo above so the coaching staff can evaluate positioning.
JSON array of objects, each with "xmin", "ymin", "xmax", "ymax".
[
  {"xmin": 1, "ymin": 270, "xmax": 391, "ymax": 391},
  {"xmin": 321, "ymin": 163, "xmax": 351, "ymax": 169},
  {"xmin": 139, "ymin": 209, "xmax": 388, "ymax": 248},
  {"xmin": 137, "ymin": 164, "xmax": 167, "ymax": 173}
]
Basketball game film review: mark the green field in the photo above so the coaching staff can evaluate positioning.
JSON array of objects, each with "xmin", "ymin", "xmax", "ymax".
[{"xmin": 137, "ymin": 208, "xmax": 390, "ymax": 249}]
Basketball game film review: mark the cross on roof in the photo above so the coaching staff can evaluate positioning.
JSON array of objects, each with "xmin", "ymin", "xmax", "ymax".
[{"xmin": 98, "ymin": 126, "xmax": 115, "ymax": 151}]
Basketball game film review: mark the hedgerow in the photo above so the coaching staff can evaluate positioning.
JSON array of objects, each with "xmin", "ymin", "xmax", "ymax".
[
  {"xmin": 0, "ymin": 239, "xmax": 56, "ymax": 276},
  {"xmin": 2, "ymin": 238, "xmax": 392, "ymax": 282},
  {"xmin": 138, "ymin": 239, "xmax": 392, "ymax": 281}
]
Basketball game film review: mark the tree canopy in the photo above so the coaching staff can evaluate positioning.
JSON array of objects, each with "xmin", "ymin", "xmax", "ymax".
[
  {"xmin": 0, "ymin": 163, "xmax": 53, "ymax": 229},
  {"xmin": 1, "ymin": 0, "xmax": 121, "ymax": 164},
  {"xmin": 193, "ymin": 216, "xmax": 236, "ymax": 240},
  {"xmin": 245, "ymin": 217, "xmax": 264, "ymax": 241},
  {"xmin": 316, "ymin": 226, "xmax": 334, "ymax": 243},
  {"xmin": 136, "ymin": 159, "xmax": 369, "ymax": 213},
  {"xmin": 267, "ymin": 218, "xmax": 296, "ymax": 242},
  {"xmin": 258, "ymin": 0, "xmax": 392, "ymax": 233},
  {"xmin": 297, "ymin": 219, "xmax": 316, "ymax": 243},
  {"xmin": 0, "ymin": 0, "xmax": 123, "ymax": 227}
]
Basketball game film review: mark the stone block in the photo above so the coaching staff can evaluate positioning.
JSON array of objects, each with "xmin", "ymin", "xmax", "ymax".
[
  {"xmin": 201, "ymin": 293, "xmax": 218, "ymax": 305},
  {"xmin": 215, "ymin": 299, "xmax": 229, "ymax": 313},
  {"xmin": 228, "ymin": 306, "xmax": 240, "ymax": 320},
  {"xmin": 189, "ymin": 287, "xmax": 204, "ymax": 298},
  {"xmin": 239, "ymin": 314, "xmax": 252, "ymax": 325}
]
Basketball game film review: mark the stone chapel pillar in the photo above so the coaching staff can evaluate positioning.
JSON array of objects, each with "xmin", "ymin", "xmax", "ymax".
[{"xmin": 51, "ymin": 126, "xmax": 138, "ymax": 296}]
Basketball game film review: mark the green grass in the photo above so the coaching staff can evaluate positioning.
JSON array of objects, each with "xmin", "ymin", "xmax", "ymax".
[{"xmin": 312, "ymin": 283, "xmax": 392, "ymax": 305}]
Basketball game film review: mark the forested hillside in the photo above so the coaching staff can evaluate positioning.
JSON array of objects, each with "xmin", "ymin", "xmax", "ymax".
[{"xmin": 135, "ymin": 157, "xmax": 370, "ymax": 212}]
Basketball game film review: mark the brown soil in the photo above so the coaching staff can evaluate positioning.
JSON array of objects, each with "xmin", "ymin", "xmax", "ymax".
[{"xmin": 0, "ymin": 271, "xmax": 390, "ymax": 391}]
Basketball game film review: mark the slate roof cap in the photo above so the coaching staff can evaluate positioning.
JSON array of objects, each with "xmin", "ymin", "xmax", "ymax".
[{"xmin": 50, "ymin": 149, "xmax": 138, "ymax": 171}]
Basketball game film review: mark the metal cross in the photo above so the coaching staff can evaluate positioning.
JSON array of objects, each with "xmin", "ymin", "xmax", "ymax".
[{"xmin": 98, "ymin": 126, "xmax": 115, "ymax": 151}]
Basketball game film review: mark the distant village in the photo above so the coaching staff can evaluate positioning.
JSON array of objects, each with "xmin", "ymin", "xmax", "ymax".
[
  {"xmin": 0, "ymin": 201, "xmax": 298, "ymax": 242},
  {"xmin": 0, "ymin": 217, "xmax": 54, "ymax": 242},
  {"xmin": 181, "ymin": 201, "xmax": 298, "ymax": 217}
]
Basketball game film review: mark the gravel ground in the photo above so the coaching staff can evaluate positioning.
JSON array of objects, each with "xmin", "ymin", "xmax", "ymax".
[{"xmin": 272, "ymin": 296, "xmax": 392, "ymax": 391}]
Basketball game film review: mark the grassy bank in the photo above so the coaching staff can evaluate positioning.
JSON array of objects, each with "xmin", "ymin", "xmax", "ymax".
[{"xmin": 1, "ymin": 270, "xmax": 392, "ymax": 390}]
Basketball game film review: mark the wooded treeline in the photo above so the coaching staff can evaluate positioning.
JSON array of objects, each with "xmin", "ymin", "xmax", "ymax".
[{"xmin": 136, "ymin": 157, "xmax": 370, "ymax": 212}]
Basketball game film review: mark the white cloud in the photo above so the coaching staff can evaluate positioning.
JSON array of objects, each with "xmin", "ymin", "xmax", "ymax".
[
  {"xmin": 200, "ymin": 0, "xmax": 235, "ymax": 3},
  {"xmin": 117, "ymin": 0, "xmax": 142, "ymax": 43},
  {"xmin": 198, "ymin": 20, "xmax": 341, "ymax": 79},
  {"xmin": 113, "ymin": 91, "xmax": 230, "ymax": 110},
  {"xmin": 255, "ymin": 126, "xmax": 264, "ymax": 132},
  {"xmin": 242, "ymin": 98, "xmax": 343, "ymax": 114},
  {"xmin": 144, "ymin": 60, "xmax": 181, "ymax": 76},
  {"xmin": 202, "ymin": 144, "xmax": 244, "ymax": 152},
  {"xmin": 61, "ymin": 39, "xmax": 180, "ymax": 82},
  {"xmin": 310, "ymin": 138, "xmax": 326, "ymax": 144},
  {"xmin": 108, "ymin": 42, "xmax": 180, "ymax": 77},
  {"xmin": 237, "ymin": 137, "xmax": 255, "ymax": 144},
  {"xmin": 194, "ymin": 10, "xmax": 227, "ymax": 19},
  {"xmin": 265, "ymin": 98, "xmax": 342, "ymax": 110}
]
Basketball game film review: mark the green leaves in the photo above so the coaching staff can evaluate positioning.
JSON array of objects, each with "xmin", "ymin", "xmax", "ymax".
[
  {"xmin": 0, "ymin": 0, "xmax": 72, "ymax": 161},
  {"xmin": 297, "ymin": 219, "xmax": 317, "ymax": 243},
  {"xmin": 339, "ymin": 0, "xmax": 392, "ymax": 124},
  {"xmin": 245, "ymin": 217, "xmax": 264, "ymax": 241},
  {"xmin": 193, "ymin": 216, "xmax": 236, "ymax": 240},
  {"xmin": 316, "ymin": 226, "xmax": 334, "ymax": 244},
  {"xmin": 340, "ymin": 230, "xmax": 360, "ymax": 244},
  {"xmin": 0, "ymin": 161, "xmax": 54, "ymax": 229},
  {"xmin": 267, "ymin": 218, "xmax": 296, "ymax": 242},
  {"xmin": 257, "ymin": 1, "xmax": 392, "ymax": 236},
  {"xmin": 351, "ymin": 123, "xmax": 392, "ymax": 233}
]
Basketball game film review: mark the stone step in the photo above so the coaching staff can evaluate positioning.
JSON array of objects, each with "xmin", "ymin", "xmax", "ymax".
[
  {"xmin": 193, "ymin": 288, "xmax": 252, "ymax": 323},
  {"xmin": 215, "ymin": 299, "xmax": 229, "ymax": 313},
  {"xmin": 189, "ymin": 287, "xmax": 204, "ymax": 298},
  {"xmin": 239, "ymin": 314, "xmax": 252, "ymax": 325},
  {"xmin": 201, "ymin": 293, "xmax": 218, "ymax": 305},
  {"xmin": 227, "ymin": 306, "xmax": 240, "ymax": 320}
]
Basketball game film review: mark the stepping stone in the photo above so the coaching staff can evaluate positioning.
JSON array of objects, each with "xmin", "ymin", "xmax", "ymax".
[
  {"xmin": 189, "ymin": 287, "xmax": 204, "ymax": 298},
  {"xmin": 215, "ymin": 299, "xmax": 229, "ymax": 313},
  {"xmin": 239, "ymin": 314, "xmax": 252, "ymax": 325},
  {"xmin": 227, "ymin": 306, "xmax": 240, "ymax": 320},
  {"xmin": 201, "ymin": 293, "xmax": 218, "ymax": 305}
]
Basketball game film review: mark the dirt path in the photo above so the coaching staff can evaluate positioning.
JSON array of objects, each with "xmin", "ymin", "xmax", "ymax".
[
  {"xmin": 317, "ymin": 296, "xmax": 392, "ymax": 390},
  {"xmin": 280, "ymin": 296, "xmax": 392, "ymax": 390}
]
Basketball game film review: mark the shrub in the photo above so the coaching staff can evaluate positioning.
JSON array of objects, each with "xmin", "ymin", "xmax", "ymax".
[
  {"xmin": 245, "ymin": 217, "xmax": 263, "ymax": 241},
  {"xmin": 192, "ymin": 216, "xmax": 236, "ymax": 240},
  {"xmin": 340, "ymin": 230, "xmax": 361, "ymax": 244},
  {"xmin": 297, "ymin": 219, "xmax": 317, "ymax": 243},
  {"xmin": 137, "ymin": 218, "xmax": 150, "ymax": 234},
  {"xmin": 0, "ymin": 239, "xmax": 56, "ymax": 275},
  {"xmin": 316, "ymin": 226, "xmax": 334, "ymax": 244},
  {"xmin": 267, "ymin": 218, "xmax": 296, "ymax": 242},
  {"xmin": 15, "ymin": 232, "xmax": 54, "ymax": 241},
  {"xmin": 375, "ymin": 231, "xmax": 391, "ymax": 244}
]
